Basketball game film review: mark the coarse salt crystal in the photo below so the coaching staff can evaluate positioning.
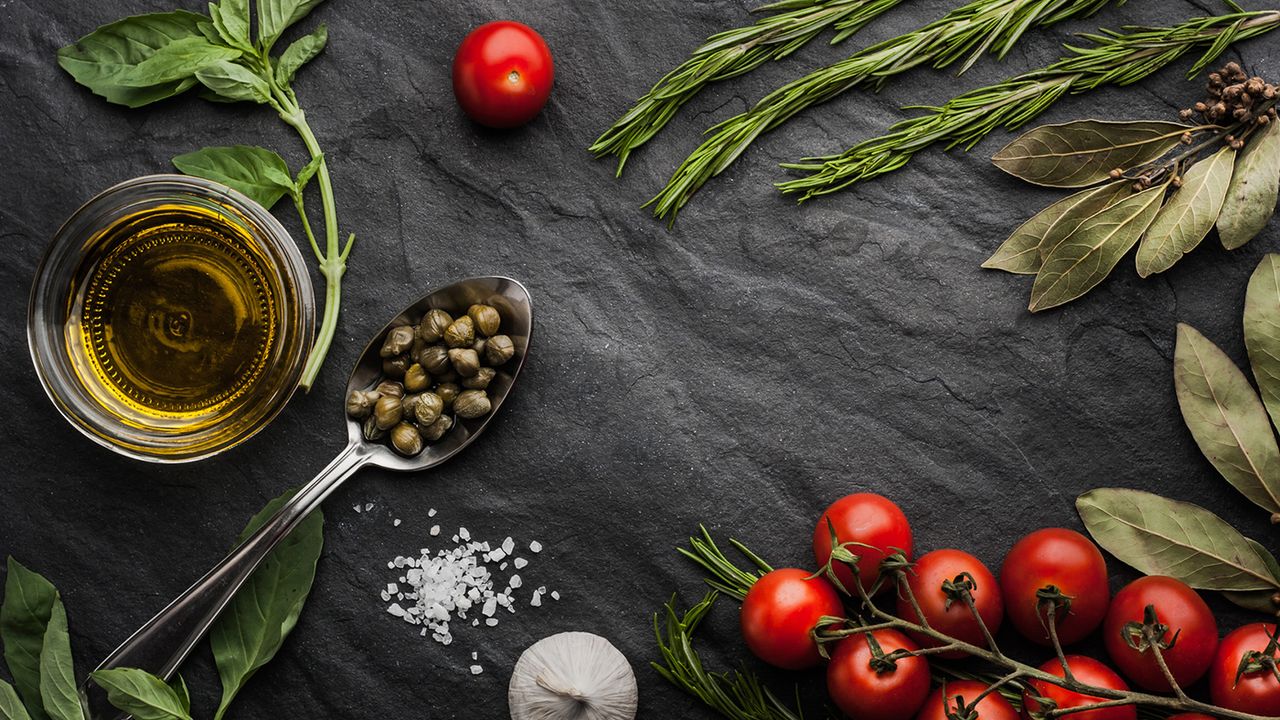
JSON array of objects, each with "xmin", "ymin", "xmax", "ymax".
[
  {"xmin": 551, "ymin": 591, "xmax": 560, "ymax": 601},
  {"xmin": 471, "ymin": 651, "xmax": 478, "ymax": 660},
  {"xmin": 394, "ymin": 519, "xmax": 402, "ymax": 527},
  {"xmin": 509, "ymin": 575, "xmax": 523, "ymax": 589},
  {"xmin": 529, "ymin": 541, "xmax": 542, "ymax": 553},
  {"xmin": 430, "ymin": 525, "xmax": 440, "ymax": 536},
  {"xmin": 489, "ymin": 548, "xmax": 506, "ymax": 562},
  {"xmin": 459, "ymin": 527, "xmax": 470, "ymax": 541},
  {"xmin": 470, "ymin": 665, "xmax": 483, "ymax": 675},
  {"xmin": 353, "ymin": 505, "xmax": 362, "ymax": 513},
  {"xmin": 429, "ymin": 508, "xmax": 437, "ymax": 517},
  {"xmin": 502, "ymin": 537, "xmax": 515, "ymax": 554},
  {"xmin": 513, "ymin": 558, "xmax": 528, "ymax": 569},
  {"xmin": 530, "ymin": 594, "xmax": 542, "ymax": 608},
  {"xmin": 485, "ymin": 618, "xmax": 498, "ymax": 627},
  {"xmin": 365, "ymin": 503, "xmax": 374, "ymax": 511}
]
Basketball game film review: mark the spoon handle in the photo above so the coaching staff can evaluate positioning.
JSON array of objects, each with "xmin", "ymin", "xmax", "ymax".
[{"xmin": 81, "ymin": 440, "xmax": 373, "ymax": 720}]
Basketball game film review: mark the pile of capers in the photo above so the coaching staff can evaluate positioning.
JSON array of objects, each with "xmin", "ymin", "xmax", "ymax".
[{"xmin": 345, "ymin": 304, "xmax": 515, "ymax": 456}]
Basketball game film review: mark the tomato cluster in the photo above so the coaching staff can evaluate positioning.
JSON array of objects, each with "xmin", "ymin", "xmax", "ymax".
[{"xmin": 738, "ymin": 493, "xmax": 1280, "ymax": 718}]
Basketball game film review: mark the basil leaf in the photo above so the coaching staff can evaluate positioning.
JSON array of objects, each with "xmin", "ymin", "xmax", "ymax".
[
  {"xmin": 1219, "ymin": 120, "xmax": 1280, "ymax": 250},
  {"xmin": 90, "ymin": 669, "xmax": 191, "ymax": 720},
  {"xmin": 168, "ymin": 676, "xmax": 189, "ymax": 716},
  {"xmin": 210, "ymin": 490, "xmax": 324, "ymax": 720},
  {"xmin": 1, "ymin": 558, "xmax": 56, "ymax": 720},
  {"xmin": 38, "ymin": 599, "xmax": 83, "ymax": 720},
  {"xmin": 1175, "ymin": 322, "xmax": 1280, "ymax": 515},
  {"xmin": 274, "ymin": 24, "xmax": 327, "ymax": 88},
  {"xmin": 984, "ymin": 182, "xmax": 1125, "ymax": 275},
  {"xmin": 0, "ymin": 680, "xmax": 32, "ymax": 720},
  {"xmin": 174, "ymin": 146, "xmax": 296, "ymax": 208},
  {"xmin": 208, "ymin": 0, "xmax": 252, "ymax": 52},
  {"xmin": 195, "ymin": 60, "xmax": 271, "ymax": 104},
  {"xmin": 1029, "ymin": 183, "xmax": 1166, "ymax": 312},
  {"xmin": 1247, "ymin": 254, "xmax": 1280, "ymax": 433},
  {"xmin": 116, "ymin": 37, "xmax": 241, "ymax": 88},
  {"xmin": 57, "ymin": 11, "xmax": 208, "ymax": 108},
  {"xmin": 993, "ymin": 120, "xmax": 1188, "ymax": 188},
  {"xmin": 1136, "ymin": 145, "xmax": 1235, "ymax": 278},
  {"xmin": 294, "ymin": 153, "xmax": 324, "ymax": 195},
  {"xmin": 258, "ymin": 0, "xmax": 327, "ymax": 51}
]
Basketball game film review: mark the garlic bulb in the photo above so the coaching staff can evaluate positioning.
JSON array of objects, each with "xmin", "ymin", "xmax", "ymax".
[{"xmin": 508, "ymin": 632, "xmax": 638, "ymax": 720}]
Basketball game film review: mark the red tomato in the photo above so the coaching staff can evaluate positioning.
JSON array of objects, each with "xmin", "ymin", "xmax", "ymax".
[
  {"xmin": 739, "ymin": 568, "xmax": 843, "ymax": 670},
  {"xmin": 1210, "ymin": 624, "xmax": 1280, "ymax": 715},
  {"xmin": 451, "ymin": 21, "xmax": 553, "ymax": 128},
  {"xmin": 1001, "ymin": 528, "xmax": 1109, "ymax": 646},
  {"xmin": 1024, "ymin": 656, "xmax": 1137, "ymax": 720},
  {"xmin": 1164, "ymin": 716, "xmax": 1217, "ymax": 720},
  {"xmin": 1103, "ymin": 576, "xmax": 1217, "ymax": 691},
  {"xmin": 827, "ymin": 629, "xmax": 931, "ymax": 720},
  {"xmin": 813, "ymin": 493, "xmax": 912, "ymax": 595},
  {"xmin": 897, "ymin": 549, "xmax": 1003, "ymax": 659},
  {"xmin": 915, "ymin": 680, "xmax": 1018, "ymax": 720}
]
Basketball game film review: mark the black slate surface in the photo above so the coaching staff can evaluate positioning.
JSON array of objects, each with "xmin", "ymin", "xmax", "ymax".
[{"xmin": 2, "ymin": 0, "xmax": 1280, "ymax": 717}]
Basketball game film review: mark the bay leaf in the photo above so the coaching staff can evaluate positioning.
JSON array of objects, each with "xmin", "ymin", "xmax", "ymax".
[
  {"xmin": 1219, "ymin": 120, "xmax": 1280, "ymax": 250},
  {"xmin": 38, "ymin": 599, "xmax": 83, "ymax": 720},
  {"xmin": 1077, "ymin": 488, "xmax": 1280, "ymax": 591},
  {"xmin": 0, "ymin": 680, "xmax": 31, "ymax": 720},
  {"xmin": 1175, "ymin": 322, "xmax": 1280, "ymax": 514},
  {"xmin": 1223, "ymin": 589, "xmax": 1280, "ymax": 615},
  {"xmin": 1029, "ymin": 183, "xmax": 1165, "ymax": 312},
  {"xmin": 983, "ymin": 182, "xmax": 1124, "ymax": 275},
  {"xmin": 1136, "ymin": 146, "xmax": 1236, "ymax": 277},
  {"xmin": 90, "ymin": 669, "xmax": 191, "ymax": 720},
  {"xmin": 1038, "ymin": 182, "xmax": 1132, "ymax": 261},
  {"xmin": 993, "ymin": 120, "xmax": 1188, "ymax": 188},
  {"xmin": 56, "ymin": 11, "xmax": 208, "ymax": 108},
  {"xmin": 1, "ymin": 558, "xmax": 56, "ymax": 720},
  {"xmin": 1247, "ymin": 254, "xmax": 1280, "ymax": 431}
]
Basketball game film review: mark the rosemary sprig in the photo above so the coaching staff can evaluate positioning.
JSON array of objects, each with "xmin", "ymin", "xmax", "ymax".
[
  {"xmin": 649, "ymin": 0, "xmax": 1116, "ymax": 221},
  {"xmin": 677, "ymin": 525, "xmax": 775, "ymax": 601},
  {"xmin": 590, "ymin": 0, "xmax": 905, "ymax": 173},
  {"xmin": 778, "ymin": 9, "xmax": 1280, "ymax": 199}
]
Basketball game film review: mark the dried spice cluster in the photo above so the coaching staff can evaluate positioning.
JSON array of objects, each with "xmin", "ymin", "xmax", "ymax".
[{"xmin": 1182, "ymin": 62, "xmax": 1278, "ymax": 136}]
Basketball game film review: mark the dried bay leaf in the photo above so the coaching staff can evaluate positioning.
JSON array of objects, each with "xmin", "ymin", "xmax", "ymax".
[
  {"xmin": 1246, "ymin": 254, "xmax": 1280, "ymax": 431},
  {"xmin": 993, "ymin": 120, "xmax": 1188, "ymax": 188},
  {"xmin": 1029, "ymin": 183, "xmax": 1165, "ymax": 312},
  {"xmin": 1219, "ymin": 120, "xmax": 1280, "ymax": 250},
  {"xmin": 1136, "ymin": 146, "xmax": 1235, "ymax": 277},
  {"xmin": 983, "ymin": 182, "xmax": 1125, "ymax": 274},
  {"xmin": 1175, "ymin": 323, "xmax": 1280, "ymax": 514},
  {"xmin": 1077, "ymin": 488, "xmax": 1280, "ymax": 591},
  {"xmin": 1038, "ymin": 182, "xmax": 1131, "ymax": 261}
]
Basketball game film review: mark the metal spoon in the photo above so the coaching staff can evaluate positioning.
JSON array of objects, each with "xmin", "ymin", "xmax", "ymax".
[{"xmin": 80, "ymin": 276, "xmax": 532, "ymax": 719}]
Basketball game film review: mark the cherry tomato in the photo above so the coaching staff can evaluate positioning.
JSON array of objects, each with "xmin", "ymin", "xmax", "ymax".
[
  {"xmin": 739, "ymin": 568, "xmax": 843, "ymax": 670},
  {"xmin": 896, "ymin": 549, "xmax": 1003, "ymax": 659},
  {"xmin": 1164, "ymin": 715, "xmax": 1217, "ymax": 720},
  {"xmin": 1000, "ymin": 528, "xmax": 1109, "ymax": 646},
  {"xmin": 827, "ymin": 629, "xmax": 931, "ymax": 720},
  {"xmin": 813, "ymin": 493, "xmax": 912, "ymax": 595},
  {"xmin": 451, "ymin": 21, "xmax": 553, "ymax": 128},
  {"xmin": 915, "ymin": 680, "xmax": 1018, "ymax": 720},
  {"xmin": 1210, "ymin": 623, "xmax": 1280, "ymax": 715},
  {"xmin": 1024, "ymin": 656, "xmax": 1137, "ymax": 720},
  {"xmin": 1103, "ymin": 576, "xmax": 1217, "ymax": 692}
]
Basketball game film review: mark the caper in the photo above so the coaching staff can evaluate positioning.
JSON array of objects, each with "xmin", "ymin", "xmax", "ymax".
[
  {"xmin": 374, "ymin": 395, "xmax": 403, "ymax": 430},
  {"xmin": 380, "ymin": 325, "xmax": 415, "ymax": 358},
  {"xmin": 411, "ymin": 336, "xmax": 426, "ymax": 361},
  {"xmin": 414, "ymin": 392, "xmax": 444, "ymax": 425},
  {"xmin": 454, "ymin": 390, "xmax": 492, "ymax": 419},
  {"xmin": 417, "ymin": 309, "xmax": 453, "ymax": 343},
  {"xmin": 375, "ymin": 380, "xmax": 405, "ymax": 398},
  {"xmin": 461, "ymin": 367, "xmax": 496, "ymax": 390},
  {"xmin": 484, "ymin": 335, "xmax": 514, "ymax": 366},
  {"xmin": 390, "ymin": 423, "xmax": 424, "ymax": 456},
  {"xmin": 362, "ymin": 415, "xmax": 386, "ymax": 442},
  {"xmin": 345, "ymin": 389, "xmax": 379, "ymax": 419},
  {"xmin": 404, "ymin": 363, "xmax": 431, "ymax": 393},
  {"xmin": 382, "ymin": 354, "xmax": 410, "ymax": 378},
  {"xmin": 472, "ymin": 337, "xmax": 487, "ymax": 358},
  {"xmin": 401, "ymin": 393, "xmax": 421, "ymax": 416},
  {"xmin": 435, "ymin": 369, "xmax": 459, "ymax": 383},
  {"xmin": 421, "ymin": 414, "xmax": 454, "ymax": 442},
  {"xmin": 449, "ymin": 348, "xmax": 481, "ymax": 377},
  {"xmin": 444, "ymin": 316, "xmax": 475, "ymax": 348},
  {"xmin": 435, "ymin": 382, "xmax": 460, "ymax": 408},
  {"xmin": 468, "ymin": 304, "xmax": 501, "ymax": 337},
  {"xmin": 417, "ymin": 344, "xmax": 452, "ymax": 375}
]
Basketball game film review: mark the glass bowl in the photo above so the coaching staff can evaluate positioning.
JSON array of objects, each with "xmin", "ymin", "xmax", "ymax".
[{"xmin": 28, "ymin": 174, "xmax": 315, "ymax": 463}]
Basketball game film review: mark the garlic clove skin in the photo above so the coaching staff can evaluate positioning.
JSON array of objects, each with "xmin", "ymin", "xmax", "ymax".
[{"xmin": 508, "ymin": 632, "xmax": 638, "ymax": 720}]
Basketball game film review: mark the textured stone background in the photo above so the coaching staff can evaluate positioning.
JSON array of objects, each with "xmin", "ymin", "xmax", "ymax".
[{"xmin": 2, "ymin": 0, "xmax": 1279, "ymax": 717}]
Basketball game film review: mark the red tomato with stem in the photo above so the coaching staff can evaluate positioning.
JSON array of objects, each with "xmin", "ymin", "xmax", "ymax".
[
  {"xmin": 915, "ymin": 680, "xmax": 1019, "ymax": 720},
  {"xmin": 813, "ymin": 493, "xmax": 912, "ymax": 595},
  {"xmin": 827, "ymin": 629, "xmax": 931, "ymax": 720},
  {"xmin": 897, "ymin": 549, "xmax": 1003, "ymax": 659},
  {"xmin": 452, "ymin": 21, "xmax": 553, "ymax": 128},
  {"xmin": 1001, "ymin": 528, "xmax": 1109, "ymax": 646},
  {"xmin": 1103, "ymin": 576, "xmax": 1217, "ymax": 692},
  {"xmin": 1210, "ymin": 624, "xmax": 1280, "ymax": 715},
  {"xmin": 1024, "ymin": 656, "xmax": 1137, "ymax": 720},
  {"xmin": 739, "ymin": 568, "xmax": 843, "ymax": 670}
]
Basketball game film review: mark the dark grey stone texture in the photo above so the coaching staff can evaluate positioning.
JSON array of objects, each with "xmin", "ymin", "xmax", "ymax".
[{"xmin": 2, "ymin": 0, "xmax": 1278, "ymax": 717}]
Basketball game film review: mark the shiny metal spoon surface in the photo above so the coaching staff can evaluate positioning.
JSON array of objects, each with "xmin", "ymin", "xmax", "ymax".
[{"xmin": 80, "ymin": 276, "xmax": 532, "ymax": 718}]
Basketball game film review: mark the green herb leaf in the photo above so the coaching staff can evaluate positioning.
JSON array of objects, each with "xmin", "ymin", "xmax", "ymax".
[
  {"xmin": 1175, "ymin": 322, "xmax": 1280, "ymax": 515},
  {"xmin": 294, "ymin": 153, "xmax": 324, "ymax": 195},
  {"xmin": 1219, "ymin": 120, "xmax": 1280, "ymax": 250},
  {"xmin": 116, "ymin": 36, "xmax": 242, "ymax": 88},
  {"xmin": 168, "ymin": 676, "xmax": 189, "ymax": 716},
  {"xmin": 38, "ymin": 598, "xmax": 83, "ymax": 720},
  {"xmin": 1248, "ymin": 255, "xmax": 1280, "ymax": 434},
  {"xmin": 194, "ymin": 60, "xmax": 271, "ymax": 104},
  {"xmin": 173, "ymin": 145, "xmax": 296, "ymax": 207},
  {"xmin": 0, "ymin": 680, "xmax": 32, "ymax": 720},
  {"xmin": 56, "ymin": 11, "xmax": 208, "ymax": 108},
  {"xmin": 91, "ymin": 669, "xmax": 192, "ymax": 720},
  {"xmin": 275, "ymin": 24, "xmax": 327, "ymax": 88},
  {"xmin": 1038, "ymin": 182, "xmax": 1133, "ymax": 261},
  {"xmin": 1029, "ymin": 183, "xmax": 1165, "ymax": 312},
  {"xmin": 983, "ymin": 182, "xmax": 1126, "ymax": 274},
  {"xmin": 257, "ymin": 0, "xmax": 327, "ymax": 51},
  {"xmin": 210, "ymin": 490, "xmax": 324, "ymax": 720},
  {"xmin": 992, "ymin": 120, "xmax": 1188, "ymax": 188},
  {"xmin": 1077, "ymin": 488, "xmax": 1280, "ymax": 591},
  {"xmin": 1, "ymin": 558, "xmax": 57, "ymax": 720},
  {"xmin": 1136, "ymin": 145, "xmax": 1235, "ymax": 277},
  {"xmin": 208, "ymin": 0, "xmax": 252, "ymax": 52}
]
